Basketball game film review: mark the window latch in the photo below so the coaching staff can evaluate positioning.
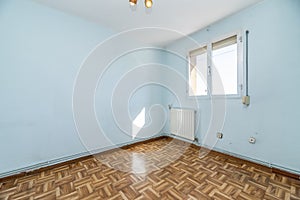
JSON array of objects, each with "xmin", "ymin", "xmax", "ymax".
[
  {"xmin": 239, "ymin": 36, "xmax": 242, "ymax": 42},
  {"xmin": 208, "ymin": 66, "xmax": 212, "ymax": 76}
]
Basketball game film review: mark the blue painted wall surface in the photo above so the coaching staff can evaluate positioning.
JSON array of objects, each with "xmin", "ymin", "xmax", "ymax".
[
  {"xmin": 0, "ymin": 0, "xmax": 165, "ymax": 174},
  {"xmin": 163, "ymin": 0, "xmax": 300, "ymax": 172},
  {"xmin": 0, "ymin": 0, "xmax": 112, "ymax": 173}
]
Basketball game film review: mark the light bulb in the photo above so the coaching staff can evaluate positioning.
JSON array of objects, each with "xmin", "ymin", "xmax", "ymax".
[{"xmin": 145, "ymin": 0, "xmax": 153, "ymax": 8}]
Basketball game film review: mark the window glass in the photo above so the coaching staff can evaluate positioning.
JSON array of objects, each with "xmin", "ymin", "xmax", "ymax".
[{"xmin": 212, "ymin": 42, "xmax": 238, "ymax": 95}]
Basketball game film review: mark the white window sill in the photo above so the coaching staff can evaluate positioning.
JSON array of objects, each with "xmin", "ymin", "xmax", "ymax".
[{"xmin": 188, "ymin": 94, "xmax": 242, "ymax": 100}]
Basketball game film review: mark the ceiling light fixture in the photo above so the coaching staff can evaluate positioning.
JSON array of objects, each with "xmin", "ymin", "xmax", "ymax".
[
  {"xmin": 129, "ymin": 0, "xmax": 153, "ymax": 8},
  {"xmin": 129, "ymin": 0, "xmax": 137, "ymax": 6}
]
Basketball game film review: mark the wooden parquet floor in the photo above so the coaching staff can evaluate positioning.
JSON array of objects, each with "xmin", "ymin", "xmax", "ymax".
[{"xmin": 1, "ymin": 137, "xmax": 300, "ymax": 200}]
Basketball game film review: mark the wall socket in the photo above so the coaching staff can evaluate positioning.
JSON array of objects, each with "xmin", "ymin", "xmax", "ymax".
[
  {"xmin": 249, "ymin": 137, "xmax": 256, "ymax": 144},
  {"xmin": 217, "ymin": 132, "xmax": 223, "ymax": 139}
]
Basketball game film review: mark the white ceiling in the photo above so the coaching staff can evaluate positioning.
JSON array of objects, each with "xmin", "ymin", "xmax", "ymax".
[{"xmin": 35, "ymin": 0, "xmax": 263, "ymax": 46}]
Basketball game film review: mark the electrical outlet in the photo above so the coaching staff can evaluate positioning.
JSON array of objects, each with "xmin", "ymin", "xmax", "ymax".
[
  {"xmin": 249, "ymin": 137, "xmax": 256, "ymax": 144},
  {"xmin": 217, "ymin": 132, "xmax": 223, "ymax": 139}
]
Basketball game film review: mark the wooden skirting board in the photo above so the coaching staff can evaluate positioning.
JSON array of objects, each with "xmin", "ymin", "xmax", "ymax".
[
  {"xmin": 1, "ymin": 136, "xmax": 300, "ymax": 199},
  {"xmin": 0, "ymin": 136, "xmax": 167, "ymax": 182},
  {"xmin": 0, "ymin": 135, "xmax": 299, "ymax": 182}
]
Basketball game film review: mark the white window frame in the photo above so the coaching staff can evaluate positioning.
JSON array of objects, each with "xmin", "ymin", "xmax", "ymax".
[{"xmin": 187, "ymin": 31, "xmax": 244, "ymax": 99}]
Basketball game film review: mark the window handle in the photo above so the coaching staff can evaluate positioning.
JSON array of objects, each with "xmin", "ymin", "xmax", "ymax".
[
  {"xmin": 240, "ymin": 84, "xmax": 243, "ymax": 91},
  {"xmin": 208, "ymin": 66, "xmax": 212, "ymax": 76}
]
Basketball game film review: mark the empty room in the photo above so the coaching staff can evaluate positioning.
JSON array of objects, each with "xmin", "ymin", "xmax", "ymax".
[{"xmin": 1, "ymin": 0, "xmax": 300, "ymax": 199}]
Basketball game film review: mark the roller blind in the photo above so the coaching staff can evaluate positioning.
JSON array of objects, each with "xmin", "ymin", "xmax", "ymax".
[
  {"xmin": 212, "ymin": 35, "xmax": 237, "ymax": 51},
  {"xmin": 189, "ymin": 46, "xmax": 207, "ymax": 57}
]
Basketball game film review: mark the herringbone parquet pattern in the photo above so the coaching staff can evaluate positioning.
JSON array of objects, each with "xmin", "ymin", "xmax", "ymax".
[{"xmin": 0, "ymin": 137, "xmax": 299, "ymax": 200}]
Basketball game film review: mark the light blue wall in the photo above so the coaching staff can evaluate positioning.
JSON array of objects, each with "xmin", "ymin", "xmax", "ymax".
[
  {"xmin": 0, "ymin": 0, "xmax": 112, "ymax": 173},
  {"xmin": 164, "ymin": 0, "xmax": 300, "ymax": 173},
  {"xmin": 94, "ymin": 49, "xmax": 167, "ymax": 146},
  {"xmin": 0, "ymin": 0, "xmax": 165, "ymax": 175}
]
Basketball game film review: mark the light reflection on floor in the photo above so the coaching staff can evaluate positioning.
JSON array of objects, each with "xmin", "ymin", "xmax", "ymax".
[{"xmin": 95, "ymin": 138, "xmax": 190, "ymax": 176}]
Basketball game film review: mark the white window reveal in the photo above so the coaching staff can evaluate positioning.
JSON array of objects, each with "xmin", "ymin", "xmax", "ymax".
[{"xmin": 189, "ymin": 46, "xmax": 208, "ymax": 96}]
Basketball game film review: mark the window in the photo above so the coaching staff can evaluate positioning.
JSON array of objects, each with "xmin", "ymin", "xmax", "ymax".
[{"xmin": 188, "ymin": 33, "xmax": 243, "ymax": 97}]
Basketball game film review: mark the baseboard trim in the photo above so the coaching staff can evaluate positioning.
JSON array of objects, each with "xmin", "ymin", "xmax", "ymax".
[
  {"xmin": 209, "ymin": 148, "xmax": 300, "ymax": 180},
  {"xmin": 0, "ymin": 134, "xmax": 166, "ymax": 181},
  {"xmin": 1, "ymin": 134, "xmax": 299, "ymax": 182},
  {"xmin": 167, "ymin": 135, "xmax": 300, "ymax": 180}
]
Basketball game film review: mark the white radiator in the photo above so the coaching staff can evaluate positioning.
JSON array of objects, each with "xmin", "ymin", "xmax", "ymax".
[{"xmin": 170, "ymin": 108, "xmax": 195, "ymax": 141}]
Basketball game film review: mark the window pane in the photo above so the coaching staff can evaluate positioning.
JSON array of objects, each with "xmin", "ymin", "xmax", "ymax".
[
  {"xmin": 189, "ymin": 49, "xmax": 207, "ymax": 96},
  {"xmin": 212, "ymin": 43, "xmax": 238, "ymax": 95}
]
